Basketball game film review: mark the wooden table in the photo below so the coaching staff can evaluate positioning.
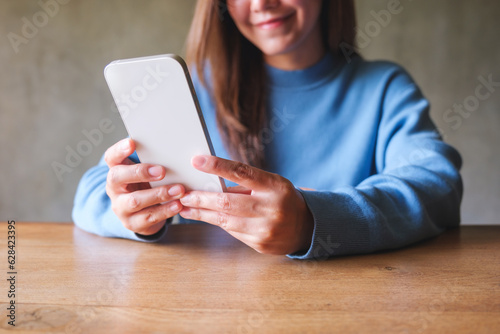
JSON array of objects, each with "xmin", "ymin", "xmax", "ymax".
[{"xmin": 1, "ymin": 223, "xmax": 499, "ymax": 334}]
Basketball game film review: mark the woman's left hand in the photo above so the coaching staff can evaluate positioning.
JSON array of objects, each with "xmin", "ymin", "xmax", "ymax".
[{"xmin": 179, "ymin": 155, "xmax": 314, "ymax": 255}]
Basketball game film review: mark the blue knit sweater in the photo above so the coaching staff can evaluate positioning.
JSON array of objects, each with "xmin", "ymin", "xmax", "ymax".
[{"xmin": 72, "ymin": 53, "xmax": 463, "ymax": 259}]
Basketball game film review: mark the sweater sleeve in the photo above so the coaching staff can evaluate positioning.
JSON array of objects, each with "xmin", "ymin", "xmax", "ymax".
[
  {"xmin": 72, "ymin": 152, "xmax": 170, "ymax": 242},
  {"xmin": 288, "ymin": 67, "xmax": 463, "ymax": 260}
]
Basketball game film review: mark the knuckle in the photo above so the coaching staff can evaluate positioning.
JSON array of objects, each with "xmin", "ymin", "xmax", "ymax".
[
  {"xmin": 216, "ymin": 212, "xmax": 229, "ymax": 229},
  {"xmin": 211, "ymin": 157, "xmax": 223, "ymax": 171},
  {"xmin": 190, "ymin": 193, "xmax": 201, "ymax": 206},
  {"xmin": 144, "ymin": 210, "xmax": 158, "ymax": 225},
  {"xmin": 127, "ymin": 194, "xmax": 140, "ymax": 210},
  {"xmin": 257, "ymin": 227, "xmax": 275, "ymax": 243},
  {"xmin": 216, "ymin": 193, "xmax": 231, "ymax": 212},
  {"xmin": 275, "ymin": 210, "xmax": 287, "ymax": 223},
  {"xmin": 250, "ymin": 200, "xmax": 261, "ymax": 214},
  {"xmin": 267, "ymin": 206, "xmax": 286, "ymax": 223},
  {"xmin": 107, "ymin": 167, "xmax": 118, "ymax": 185},
  {"xmin": 233, "ymin": 163, "xmax": 254, "ymax": 180},
  {"xmin": 273, "ymin": 175, "xmax": 291, "ymax": 193},
  {"xmin": 155, "ymin": 186, "xmax": 169, "ymax": 202},
  {"xmin": 133, "ymin": 164, "xmax": 144, "ymax": 179}
]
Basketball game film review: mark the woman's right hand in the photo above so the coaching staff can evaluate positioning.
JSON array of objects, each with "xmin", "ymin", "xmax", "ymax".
[{"xmin": 104, "ymin": 138, "xmax": 185, "ymax": 236}]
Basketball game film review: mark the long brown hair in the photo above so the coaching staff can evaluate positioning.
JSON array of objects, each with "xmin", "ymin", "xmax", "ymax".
[{"xmin": 186, "ymin": 0, "xmax": 357, "ymax": 168}]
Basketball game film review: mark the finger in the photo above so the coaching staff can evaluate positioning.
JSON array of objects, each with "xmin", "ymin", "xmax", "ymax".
[
  {"xmin": 107, "ymin": 163, "xmax": 166, "ymax": 191},
  {"xmin": 179, "ymin": 191, "xmax": 263, "ymax": 218},
  {"xmin": 179, "ymin": 207, "xmax": 254, "ymax": 234},
  {"xmin": 127, "ymin": 200, "xmax": 183, "ymax": 235},
  {"xmin": 104, "ymin": 138, "xmax": 136, "ymax": 167},
  {"xmin": 227, "ymin": 185, "xmax": 252, "ymax": 195},
  {"xmin": 191, "ymin": 155, "xmax": 274, "ymax": 191},
  {"xmin": 117, "ymin": 184, "xmax": 185, "ymax": 215}
]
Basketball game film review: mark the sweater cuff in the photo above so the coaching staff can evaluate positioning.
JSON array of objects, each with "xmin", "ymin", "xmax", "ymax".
[{"xmin": 287, "ymin": 188, "xmax": 370, "ymax": 260}]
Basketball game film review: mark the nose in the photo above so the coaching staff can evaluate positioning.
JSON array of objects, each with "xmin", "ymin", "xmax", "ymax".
[{"xmin": 250, "ymin": 0, "xmax": 280, "ymax": 12}]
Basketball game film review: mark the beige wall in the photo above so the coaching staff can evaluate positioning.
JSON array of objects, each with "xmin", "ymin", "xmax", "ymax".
[{"xmin": 1, "ymin": 0, "xmax": 498, "ymax": 224}]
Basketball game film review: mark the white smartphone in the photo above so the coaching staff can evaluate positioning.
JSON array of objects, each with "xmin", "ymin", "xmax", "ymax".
[{"xmin": 104, "ymin": 54, "xmax": 226, "ymax": 192}]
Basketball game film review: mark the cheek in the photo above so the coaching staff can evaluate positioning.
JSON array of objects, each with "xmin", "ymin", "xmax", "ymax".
[
  {"xmin": 289, "ymin": 0, "xmax": 322, "ymax": 25},
  {"xmin": 287, "ymin": 0, "xmax": 322, "ymax": 10},
  {"xmin": 299, "ymin": 0, "xmax": 322, "ymax": 24},
  {"xmin": 227, "ymin": 3, "xmax": 257, "ymax": 46},
  {"xmin": 227, "ymin": 1, "xmax": 250, "ymax": 27}
]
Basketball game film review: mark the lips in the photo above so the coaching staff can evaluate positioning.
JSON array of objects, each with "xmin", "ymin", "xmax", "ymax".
[{"xmin": 255, "ymin": 12, "xmax": 294, "ymax": 30}]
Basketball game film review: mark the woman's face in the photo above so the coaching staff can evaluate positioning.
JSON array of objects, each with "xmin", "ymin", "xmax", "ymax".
[{"xmin": 227, "ymin": 0, "xmax": 323, "ymax": 59}]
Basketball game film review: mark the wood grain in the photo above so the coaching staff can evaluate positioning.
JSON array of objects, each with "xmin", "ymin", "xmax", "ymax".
[{"xmin": 0, "ymin": 222, "xmax": 499, "ymax": 333}]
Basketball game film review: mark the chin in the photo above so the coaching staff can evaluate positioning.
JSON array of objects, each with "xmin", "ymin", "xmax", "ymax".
[{"xmin": 258, "ymin": 42, "xmax": 295, "ymax": 58}]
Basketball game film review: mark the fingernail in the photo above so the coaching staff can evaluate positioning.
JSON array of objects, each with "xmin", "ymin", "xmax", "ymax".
[
  {"xmin": 192, "ymin": 156, "xmax": 207, "ymax": 168},
  {"xmin": 180, "ymin": 194, "xmax": 191, "ymax": 206},
  {"xmin": 120, "ymin": 139, "xmax": 130, "ymax": 151},
  {"xmin": 168, "ymin": 185, "xmax": 182, "ymax": 196},
  {"xmin": 148, "ymin": 166, "xmax": 163, "ymax": 178},
  {"xmin": 169, "ymin": 201, "xmax": 180, "ymax": 211}
]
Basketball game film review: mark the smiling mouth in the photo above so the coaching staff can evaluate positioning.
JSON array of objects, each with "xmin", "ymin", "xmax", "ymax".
[{"xmin": 255, "ymin": 12, "xmax": 295, "ymax": 30}]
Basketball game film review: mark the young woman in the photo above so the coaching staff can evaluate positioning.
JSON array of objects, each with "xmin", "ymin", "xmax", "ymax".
[{"xmin": 73, "ymin": 0, "xmax": 463, "ymax": 259}]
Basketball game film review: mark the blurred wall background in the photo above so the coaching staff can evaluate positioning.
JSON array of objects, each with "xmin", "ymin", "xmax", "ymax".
[{"xmin": 1, "ymin": 0, "xmax": 499, "ymax": 224}]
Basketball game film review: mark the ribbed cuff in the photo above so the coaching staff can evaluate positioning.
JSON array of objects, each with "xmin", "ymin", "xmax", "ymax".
[{"xmin": 287, "ymin": 188, "xmax": 370, "ymax": 260}]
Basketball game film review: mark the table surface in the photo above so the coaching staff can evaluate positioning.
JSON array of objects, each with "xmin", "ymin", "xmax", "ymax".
[{"xmin": 0, "ymin": 223, "xmax": 499, "ymax": 334}]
